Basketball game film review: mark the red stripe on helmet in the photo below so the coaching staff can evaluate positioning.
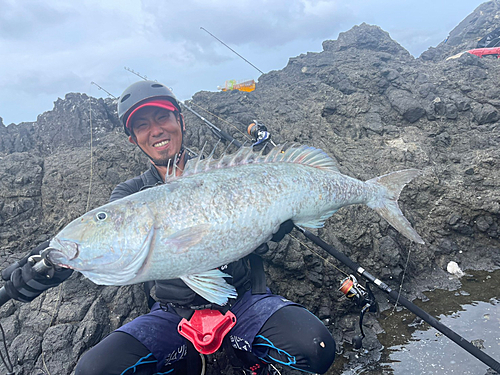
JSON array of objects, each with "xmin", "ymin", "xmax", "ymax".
[{"xmin": 126, "ymin": 99, "xmax": 177, "ymax": 132}]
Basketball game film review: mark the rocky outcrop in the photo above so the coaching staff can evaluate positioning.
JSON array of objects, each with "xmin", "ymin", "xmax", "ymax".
[
  {"xmin": 1, "ymin": 7, "xmax": 499, "ymax": 375},
  {"xmin": 420, "ymin": 0, "xmax": 500, "ymax": 61}
]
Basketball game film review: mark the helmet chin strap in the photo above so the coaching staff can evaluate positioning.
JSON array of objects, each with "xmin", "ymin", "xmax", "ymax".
[{"xmin": 152, "ymin": 147, "xmax": 185, "ymax": 167}]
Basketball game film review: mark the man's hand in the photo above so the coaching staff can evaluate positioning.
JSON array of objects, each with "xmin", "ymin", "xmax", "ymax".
[
  {"xmin": 253, "ymin": 220, "xmax": 295, "ymax": 256},
  {"xmin": 3, "ymin": 241, "xmax": 73, "ymax": 302},
  {"xmin": 270, "ymin": 220, "xmax": 294, "ymax": 243}
]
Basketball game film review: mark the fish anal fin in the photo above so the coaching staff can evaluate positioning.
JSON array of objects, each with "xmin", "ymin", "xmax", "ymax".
[{"xmin": 295, "ymin": 210, "xmax": 338, "ymax": 229}]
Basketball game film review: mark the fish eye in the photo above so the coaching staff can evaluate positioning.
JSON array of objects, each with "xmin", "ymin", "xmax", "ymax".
[{"xmin": 96, "ymin": 212, "xmax": 107, "ymax": 221}]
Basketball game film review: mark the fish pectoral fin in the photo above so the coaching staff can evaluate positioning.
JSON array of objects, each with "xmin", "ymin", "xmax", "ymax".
[
  {"xmin": 165, "ymin": 224, "xmax": 211, "ymax": 253},
  {"xmin": 295, "ymin": 210, "xmax": 338, "ymax": 229},
  {"xmin": 180, "ymin": 270, "xmax": 237, "ymax": 306}
]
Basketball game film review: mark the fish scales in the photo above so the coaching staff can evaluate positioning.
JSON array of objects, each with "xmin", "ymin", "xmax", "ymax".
[
  {"xmin": 140, "ymin": 163, "xmax": 339, "ymax": 277},
  {"xmin": 48, "ymin": 145, "xmax": 424, "ymax": 305}
]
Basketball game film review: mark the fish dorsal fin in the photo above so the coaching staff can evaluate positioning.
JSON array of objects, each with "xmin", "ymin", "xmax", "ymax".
[{"xmin": 168, "ymin": 145, "xmax": 338, "ymax": 181}]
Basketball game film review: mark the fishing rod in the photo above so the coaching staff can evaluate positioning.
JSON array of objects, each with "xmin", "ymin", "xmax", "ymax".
[
  {"xmin": 180, "ymin": 102, "xmax": 242, "ymax": 148},
  {"xmin": 243, "ymin": 128, "xmax": 500, "ymax": 372},
  {"xmin": 90, "ymin": 82, "xmax": 117, "ymax": 99},
  {"xmin": 244, "ymin": 127, "xmax": 500, "ymax": 371},
  {"xmin": 294, "ymin": 226, "xmax": 500, "ymax": 373},
  {"xmin": 200, "ymin": 27, "xmax": 265, "ymax": 75},
  {"xmin": 0, "ymin": 251, "xmax": 54, "ymax": 375}
]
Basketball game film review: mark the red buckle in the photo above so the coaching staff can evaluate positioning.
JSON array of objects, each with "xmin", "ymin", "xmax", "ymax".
[{"xmin": 178, "ymin": 309, "xmax": 237, "ymax": 355}]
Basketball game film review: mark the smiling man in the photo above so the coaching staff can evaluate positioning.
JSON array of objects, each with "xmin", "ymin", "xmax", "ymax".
[
  {"xmin": 74, "ymin": 80, "xmax": 336, "ymax": 375},
  {"xmin": 126, "ymin": 100, "xmax": 185, "ymax": 172}
]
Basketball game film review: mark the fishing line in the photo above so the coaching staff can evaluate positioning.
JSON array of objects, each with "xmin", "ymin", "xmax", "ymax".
[
  {"xmin": 85, "ymin": 92, "xmax": 94, "ymax": 213},
  {"xmin": 39, "ymin": 285, "xmax": 63, "ymax": 375},
  {"xmin": 289, "ymin": 234, "xmax": 349, "ymax": 278},
  {"xmin": 391, "ymin": 245, "xmax": 412, "ymax": 314},
  {"xmin": 37, "ymin": 87, "xmax": 96, "ymax": 375},
  {"xmin": 0, "ymin": 322, "xmax": 14, "ymax": 374}
]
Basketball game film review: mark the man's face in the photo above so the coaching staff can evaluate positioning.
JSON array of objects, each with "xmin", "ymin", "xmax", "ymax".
[{"xmin": 128, "ymin": 106, "xmax": 184, "ymax": 166}]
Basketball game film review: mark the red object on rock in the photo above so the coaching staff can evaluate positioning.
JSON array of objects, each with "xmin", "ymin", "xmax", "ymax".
[{"xmin": 467, "ymin": 47, "xmax": 500, "ymax": 58}]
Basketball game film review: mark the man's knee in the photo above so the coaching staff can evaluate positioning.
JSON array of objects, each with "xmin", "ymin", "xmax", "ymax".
[
  {"xmin": 298, "ymin": 328, "xmax": 336, "ymax": 374},
  {"xmin": 74, "ymin": 332, "xmax": 157, "ymax": 375},
  {"xmin": 74, "ymin": 347, "xmax": 103, "ymax": 375},
  {"xmin": 257, "ymin": 305, "xmax": 336, "ymax": 373}
]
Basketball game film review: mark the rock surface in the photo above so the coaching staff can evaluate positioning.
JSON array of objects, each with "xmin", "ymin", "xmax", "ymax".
[{"xmin": 1, "ymin": 4, "xmax": 499, "ymax": 374}]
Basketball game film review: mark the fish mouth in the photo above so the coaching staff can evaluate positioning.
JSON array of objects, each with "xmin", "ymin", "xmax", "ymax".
[
  {"xmin": 45, "ymin": 249, "xmax": 74, "ymax": 269},
  {"xmin": 47, "ymin": 238, "xmax": 80, "ymax": 266}
]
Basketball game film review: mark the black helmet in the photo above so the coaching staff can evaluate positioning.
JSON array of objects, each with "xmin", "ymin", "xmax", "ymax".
[{"xmin": 118, "ymin": 80, "xmax": 182, "ymax": 136}]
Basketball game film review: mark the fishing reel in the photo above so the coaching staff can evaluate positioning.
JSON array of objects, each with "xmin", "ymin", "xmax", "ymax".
[
  {"xmin": 247, "ymin": 120, "xmax": 274, "ymax": 150},
  {"xmin": 339, "ymin": 275, "xmax": 377, "ymax": 349}
]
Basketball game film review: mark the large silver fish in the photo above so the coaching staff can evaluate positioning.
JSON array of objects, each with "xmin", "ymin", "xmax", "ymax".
[{"xmin": 48, "ymin": 145, "xmax": 424, "ymax": 305}]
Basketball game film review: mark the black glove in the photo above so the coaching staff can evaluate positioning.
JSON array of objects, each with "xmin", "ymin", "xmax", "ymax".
[
  {"xmin": 253, "ymin": 243, "xmax": 269, "ymax": 255},
  {"xmin": 3, "ymin": 241, "xmax": 73, "ymax": 302},
  {"xmin": 253, "ymin": 220, "xmax": 295, "ymax": 256},
  {"xmin": 270, "ymin": 219, "xmax": 294, "ymax": 242}
]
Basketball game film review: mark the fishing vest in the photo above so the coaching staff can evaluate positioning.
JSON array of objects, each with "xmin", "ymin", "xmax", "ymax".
[{"xmin": 110, "ymin": 164, "xmax": 266, "ymax": 308}]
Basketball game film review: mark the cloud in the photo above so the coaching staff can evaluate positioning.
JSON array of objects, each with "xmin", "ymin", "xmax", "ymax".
[
  {"xmin": 0, "ymin": 0, "xmax": 487, "ymax": 125},
  {"xmin": 0, "ymin": 0, "xmax": 74, "ymax": 40},
  {"xmin": 141, "ymin": 0, "xmax": 355, "ymax": 65}
]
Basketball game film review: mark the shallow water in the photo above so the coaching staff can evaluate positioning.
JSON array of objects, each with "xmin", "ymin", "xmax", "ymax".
[{"xmin": 354, "ymin": 269, "xmax": 500, "ymax": 375}]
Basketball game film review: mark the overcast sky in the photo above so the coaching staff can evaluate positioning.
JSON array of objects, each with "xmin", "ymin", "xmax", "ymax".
[{"xmin": 0, "ymin": 0, "xmax": 487, "ymax": 125}]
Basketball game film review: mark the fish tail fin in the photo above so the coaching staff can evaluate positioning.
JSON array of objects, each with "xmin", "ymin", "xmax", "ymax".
[{"xmin": 366, "ymin": 169, "xmax": 425, "ymax": 244}]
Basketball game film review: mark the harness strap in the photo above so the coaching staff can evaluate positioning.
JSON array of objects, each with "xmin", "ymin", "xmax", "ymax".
[
  {"xmin": 223, "ymin": 336, "xmax": 270, "ymax": 374},
  {"xmin": 143, "ymin": 281, "xmax": 156, "ymax": 309},
  {"xmin": 247, "ymin": 254, "xmax": 267, "ymax": 295}
]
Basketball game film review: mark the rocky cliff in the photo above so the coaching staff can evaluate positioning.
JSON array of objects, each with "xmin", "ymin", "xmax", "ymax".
[{"xmin": 1, "ymin": 3, "xmax": 499, "ymax": 374}]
